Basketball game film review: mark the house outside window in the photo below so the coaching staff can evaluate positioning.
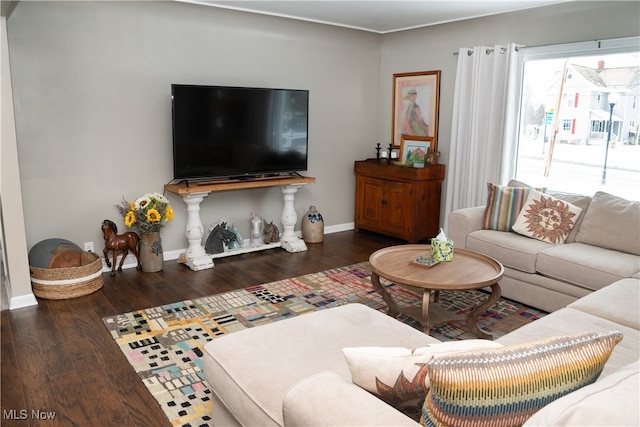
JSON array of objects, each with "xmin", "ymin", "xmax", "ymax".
[{"xmin": 514, "ymin": 37, "xmax": 640, "ymax": 201}]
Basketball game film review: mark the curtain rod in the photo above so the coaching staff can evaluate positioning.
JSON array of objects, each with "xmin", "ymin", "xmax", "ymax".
[
  {"xmin": 452, "ymin": 37, "xmax": 636, "ymax": 56},
  {"xmin": 452, "ymin": 45, "xmax": 522, "ymax": 56}
]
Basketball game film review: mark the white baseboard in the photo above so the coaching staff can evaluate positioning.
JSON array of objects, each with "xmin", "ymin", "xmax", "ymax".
[
  {"xmin": 104, "ymin": 223, "xmax": 356, "ymax": 272},
  {"xmin": 325, "ymin": 222, "xmax": 355, "ymax": 234},
  {"xmin": 10, "ymin": 292, "xmax": 38, "ymax": 310},
  {"xmin": 101, "ymin": 248, "xmax": 185, "ymax": 272},
  {"xmin": 8, "ymin": 224, "xmax": 357, "ymax": 309}
]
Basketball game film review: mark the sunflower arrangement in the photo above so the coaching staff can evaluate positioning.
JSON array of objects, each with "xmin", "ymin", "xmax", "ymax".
[{"xmin": 116, "ymin": 192, "xmax": 174, "ymax": 234}]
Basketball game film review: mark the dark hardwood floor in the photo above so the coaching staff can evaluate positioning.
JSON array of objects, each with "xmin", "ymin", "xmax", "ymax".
[{"xmin": 1, "ymin": 230, "xmax": 402, "ymax": 427}]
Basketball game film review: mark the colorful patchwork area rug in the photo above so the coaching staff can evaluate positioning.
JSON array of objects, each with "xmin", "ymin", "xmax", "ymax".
[{"xmin": 103, "ymin": 261, "xmax": 546, "ymax": 427}]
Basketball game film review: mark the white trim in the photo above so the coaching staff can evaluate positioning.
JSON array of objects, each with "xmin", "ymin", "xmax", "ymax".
[
  {"xmin": 8, "ymin": 223, "xmax": 358, "ymax": 308},
  {"xmin": 325, "ymin": 222, "xmax": 355, "ymax": 234},
  {"xmin": 518, "ymin": 36, "xmax": 640, "ymax": 61},
  {"xmin": 10, "ymin": 293, "xmax": 38, "ymax": 310}
]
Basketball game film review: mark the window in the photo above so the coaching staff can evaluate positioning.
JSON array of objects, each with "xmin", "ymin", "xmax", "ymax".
[
  {"xmin": 591, "ymin": 120, "xmax": 606, "ymax": 133},
  {"xmin": 514, "ymin": 37, "xmax": 640, "ymax": 201},
  {"xmin": 567, "ymin": 94, "xmax": 573, "ymax": 107}
]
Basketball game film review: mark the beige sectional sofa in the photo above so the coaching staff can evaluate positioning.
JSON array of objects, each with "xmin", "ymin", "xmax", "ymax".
[
  {"xmin": 201, "ymin": 186, "xmax": 639, "ymax": 426},
  {"xmin": 202, "ymin": 277, "xmax": 639, "ymax": 426},
  {"xmin": 448, "ymin": 187, "xmax": 640, "ymax": 312}
]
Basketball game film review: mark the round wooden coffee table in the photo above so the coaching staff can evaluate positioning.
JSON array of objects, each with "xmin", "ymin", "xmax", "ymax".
[{"xmin": 369, "ymin": 244, "xmax": 504, "ymax": 339}]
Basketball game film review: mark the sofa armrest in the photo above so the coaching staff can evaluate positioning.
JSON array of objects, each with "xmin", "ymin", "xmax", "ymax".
[
  {"xmin": 447, "ymin": 206, "xmax": 485, "ymax": 249},
  {"xmin": 283, "ymin": 371, "xmax": 420, "ymax": 427}
]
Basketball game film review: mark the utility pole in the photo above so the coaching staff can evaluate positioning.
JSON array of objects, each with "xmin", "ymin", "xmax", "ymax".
[{"xmin": 544, "ymin": 60, "xmax": 568, "ymax": 177}]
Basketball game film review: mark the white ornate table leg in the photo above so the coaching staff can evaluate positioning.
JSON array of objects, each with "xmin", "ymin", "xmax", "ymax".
[
  {"xmin": 280, "ymin": 184, "xmax": 308, "ymax": 253},
  {"xmin": 182, "ymin": 192, "xmax": 214, "ymax": 271}
]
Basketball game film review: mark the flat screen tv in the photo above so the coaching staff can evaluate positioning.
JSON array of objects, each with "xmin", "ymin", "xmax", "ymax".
[{"xmin": 171, "ymin": 84, "xmax": 309, "ymax": 182}]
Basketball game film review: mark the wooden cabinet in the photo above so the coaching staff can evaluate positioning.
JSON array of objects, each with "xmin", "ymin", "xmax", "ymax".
[{"xmin": 354, "ymin": 160, "xmax": 445, "ymax": 243}]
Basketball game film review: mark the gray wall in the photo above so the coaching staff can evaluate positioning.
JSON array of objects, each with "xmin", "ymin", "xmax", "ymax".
[
  {"xmin": 7, "ymin": 1, "xmax": 382, "ymax": 257},
  {"xmin": 378, "ymin": 1, "xmax": 640, "ymax": 221},
  {"xmin": 4, "ymin": 1, "xmax": 639, "ymax": 303}
]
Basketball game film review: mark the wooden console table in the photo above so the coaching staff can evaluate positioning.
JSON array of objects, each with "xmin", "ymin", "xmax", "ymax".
[{"xmin": 164, "ymin": 175, "xmax": 316, "ymax": 271}]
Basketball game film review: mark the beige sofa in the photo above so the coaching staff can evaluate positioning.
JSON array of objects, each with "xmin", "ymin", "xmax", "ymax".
[
  {"xmin": 448, "ymin": 188, "xmax": 640, "ymax": 312},
  {"xmin": 202, "ymin": 278, "xmax": 639, "ymax": 426}
]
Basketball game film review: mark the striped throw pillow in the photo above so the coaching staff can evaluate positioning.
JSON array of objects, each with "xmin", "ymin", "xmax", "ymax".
[
  {"xmin": 481, "ymin": 183, "xmax": 531, "ymax": 231},
  {"xmin": 421, "ymin": 331, "xmax": 623, "ymax": 427},
  {"xmin": 342, "ymin": 341, "xmax": 503, "ymax": 421}
]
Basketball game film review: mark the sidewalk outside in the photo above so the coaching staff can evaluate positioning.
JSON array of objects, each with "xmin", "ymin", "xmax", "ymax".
[{"xmin": 517, "ymin": 138, "xmax": 640, "ymax": 201}]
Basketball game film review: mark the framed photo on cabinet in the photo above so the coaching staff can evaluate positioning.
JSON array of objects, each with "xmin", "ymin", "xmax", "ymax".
[
  {"xmin": 400, "ymin": 136, "xmax": 435, "ymax": 167},
  {"xmin": 392, "ymin": 70, "xmax": 440, "ymax": 149}
]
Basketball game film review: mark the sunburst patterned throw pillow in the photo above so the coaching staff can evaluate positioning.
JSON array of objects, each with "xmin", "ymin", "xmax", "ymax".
[{"xmin": 512, "ymin": 189, "xmax": 582, "ymax": 244}]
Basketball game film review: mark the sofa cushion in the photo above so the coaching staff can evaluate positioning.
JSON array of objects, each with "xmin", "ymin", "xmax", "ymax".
[
  {"xmin": 481, "ymin": 183, "xmax": 532, "ymax": 231},
  {"xmin": 512, "ymin": 190, "xmax": 582, "ymax": 244},
  {"xmin": 421, "ymin": 331, "xmax": 623, "ymax": 427},
  {"xmin": 496, "ymin": 308, "xmax": 639, "ymax": 378},
  {"xmin": 545, "ymin": 191, "xmax": 592, "ymax": 243},
  {"xmin": 202, "ymin": 303, "xmax": 436, "ymax": 427},
  {"xmin": 536, "ymin": 243, "xmax": 640, "ymax": 291},
  {"xmin": 342, "ymin": 341, "xmax": 502, "ymax": 420},
  {"xmin": 568, "ymin": 278, "xmax": 640, "ymax": 329},
  {"xmin": 506, "ymin": 179, "xmax": 533, "ymax": 187},
  {"xmin": 523, "ymin": 362, "xmax": 640, "ymax": 427},
  {"xmin": 283, "ymin": 371, "xmax": 421, "ymax": 427},
  {"xmin": 575, "ymin": 191, "xmax": 640, "ymax": 255},
  {"xmin": 467, "ymin": 229, "xmax": 551, "ymax": 273}
]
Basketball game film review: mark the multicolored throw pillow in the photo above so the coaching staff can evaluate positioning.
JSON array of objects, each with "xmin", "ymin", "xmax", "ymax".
[
  {"xmin": 342, "ymin": 341, "xmax": 503, "ymax": 421},
  {"xmin": 421, "ymin": 331, "xmax": 623, "ymax": 427},
  {"xmin": 482, "ymin": 183, "xmax": 532, "ymax": 231},
  {"xmin": 512, "ymin": 189, "xmax": 583, "ymax": 244}
]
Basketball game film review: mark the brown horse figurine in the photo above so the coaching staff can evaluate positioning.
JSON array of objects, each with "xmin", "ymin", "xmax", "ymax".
[{"xmin": 102, "ymin": 219, "xmax": 141, "ymax": 276}]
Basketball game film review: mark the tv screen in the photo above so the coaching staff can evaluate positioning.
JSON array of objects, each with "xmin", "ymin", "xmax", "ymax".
[{"xmin": 171, "ymin": 84, "xmax": 309, "ymax": 181}]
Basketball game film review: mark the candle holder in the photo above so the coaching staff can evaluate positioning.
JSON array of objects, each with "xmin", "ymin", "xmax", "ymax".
[
  {"xmin": 380, "ymin": 151, "xmax": 388, "ymax": 163},
  {"xmin": 387, "ymin": 144, "xmax": 393, "ymax": 164},
  {"xmin": 375, "ymin": 143, "xmax": 381, "ymax": 159}
]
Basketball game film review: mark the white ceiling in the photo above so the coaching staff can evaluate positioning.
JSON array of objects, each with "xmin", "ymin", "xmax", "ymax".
[{"xmin": 178, "ymin": 0, "xmax": 571, "ymax": 34}]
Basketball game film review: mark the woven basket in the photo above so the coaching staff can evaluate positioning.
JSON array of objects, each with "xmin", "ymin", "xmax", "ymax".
[{"xmin": 30, "ymin": 252, "xmax": 103, "ymax": 300}]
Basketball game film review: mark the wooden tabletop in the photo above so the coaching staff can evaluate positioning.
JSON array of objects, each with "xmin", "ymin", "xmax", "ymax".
[
  {"xmin": 164, "ymin": 175, "xmax": 316, "ymax": 195},
  {"xmin": 369, "ymin": 244, "xmax": 504, "ymax": 290}
]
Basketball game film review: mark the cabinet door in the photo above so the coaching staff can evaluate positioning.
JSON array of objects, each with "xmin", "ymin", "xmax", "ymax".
[
  {"xmin": 383, "ymin": 181, "xmax": 410, "ymax": 235},
  {"xmin": 356, "ymin": 176, "xmax": 384, "ymax": 229}
]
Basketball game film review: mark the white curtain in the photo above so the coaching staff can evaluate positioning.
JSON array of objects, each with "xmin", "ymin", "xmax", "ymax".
[{"xmin": 444, "ymin": 43, "xmax": 520, "ymax": 219}]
